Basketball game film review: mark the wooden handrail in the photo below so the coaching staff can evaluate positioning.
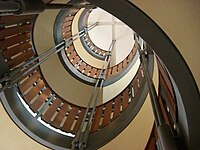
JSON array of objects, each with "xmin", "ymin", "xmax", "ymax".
[{"xmin": 0, "ymin": 16, "xmax": 36, "ymax": 70}]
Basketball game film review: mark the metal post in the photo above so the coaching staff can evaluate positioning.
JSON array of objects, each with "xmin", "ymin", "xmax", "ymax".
[
  {"xmin": 139, "ymin": 49, "xmax": 165, "ymax": 126},
  {"xmin": 0, "ymin": 24, "xmax": 97, "ymax": 93},
  {"xmin": 35, "ymin": 94, "xmax": 56, "ymax": 118},
  {"xmin": 71, "ymin": 41, "xmax": 115, "ymax": 149},
  {"xmin": 85, "ymin": 22, "xmax": 98, "ymax": 33},
  {"xmin": 9, "ymin": 45, "xmax": 66, "ymax": 86},
  {"xmin": 137, "ymin": 37, "xmax": 177, "ymax": 150}
]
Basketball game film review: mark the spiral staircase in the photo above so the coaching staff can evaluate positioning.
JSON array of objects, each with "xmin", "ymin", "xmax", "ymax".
[{"xmin": 0, "ymin": 0, "xmax": 200, "ymax": 150}]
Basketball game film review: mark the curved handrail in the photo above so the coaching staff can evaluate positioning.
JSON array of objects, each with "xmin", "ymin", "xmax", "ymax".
[
  {"xmin": 56, "ymin": 8, "xmax": 138, "ymax": 81},
  {"xmin": 16, "ymin": 64, "xmax": 144, "ymax": 134},
  {"xmin": 79, "ymin": 9, "xmax": 107, "ymax": 59},
  {"xmin": 63, "ymin": 43, "xmax": 138, "ymax": 79}
]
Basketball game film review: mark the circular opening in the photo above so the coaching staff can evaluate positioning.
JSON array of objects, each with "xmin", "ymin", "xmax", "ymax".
[{"xmin": 87, "ymin": 8, "xmax": 135, "ymax": 65}]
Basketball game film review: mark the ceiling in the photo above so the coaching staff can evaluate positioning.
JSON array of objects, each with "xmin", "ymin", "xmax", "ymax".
[{"xmin": 88, "ymin": 8, "xmax": 135, "ymax": 65}]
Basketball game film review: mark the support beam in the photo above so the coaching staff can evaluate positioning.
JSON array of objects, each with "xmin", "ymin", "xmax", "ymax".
[
  {"xmin": 71, "ymin": 41, "xmax": 115, "ymax": 150},
  {"xmin": 0, "ymin": 24, "xmax": 97, "ymax": 93},
  {"xmin": 138, "ymin": 37, "xmax": 177, "ymax": 150}
]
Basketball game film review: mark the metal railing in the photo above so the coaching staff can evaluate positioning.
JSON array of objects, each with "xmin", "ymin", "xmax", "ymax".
[
  {"xmin": 0, "ymin": 23, "xmax": 97, "ymax": 93},
  {"xmin": 71, "ymin": 41, "xmax": 115, "ymax": 150},
  {"xmin": 136, "ymin": 35, "xmax": 177, "ymax": 150}
]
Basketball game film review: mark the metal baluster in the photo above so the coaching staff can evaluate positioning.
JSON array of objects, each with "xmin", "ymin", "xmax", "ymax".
[
  {"xmin": 137, "ymin": 35, "xmax": 177, "ymax": 150},
  {"xmin": 0, "ymin": 24, "xmax": 98, "ymax": 93},
  {"xmin": 35, "ymin": 94, "xmax": 56, "ymax": 119},
  {"xmin": 71, "ymin": 41, "xmax": 115, "ymax": 150},
  {"xmin": 2, "ymin": 41, "xmax": 66, "ymax": 83}
]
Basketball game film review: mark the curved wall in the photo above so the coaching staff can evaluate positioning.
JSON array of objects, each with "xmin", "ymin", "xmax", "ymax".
[
  {"xmin": 133, "ymin": 0, "xmax": 200, "ymax": 89},
  {"xmin": 33, "ymin": 9, "xmax": 103, "ymax": 106},
  {"xmin": 0, "ymin": 103, "xmax": 49, "ymax": 150},
  {"xmin": 33, "ymin": 7, "xmax": 141, "ymax": 106},
  {"xmin": 72, "ymin": 9, "xmax": 105, "ymax": 68}
]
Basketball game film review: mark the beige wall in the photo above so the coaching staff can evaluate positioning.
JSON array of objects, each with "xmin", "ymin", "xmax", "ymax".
[
  {"xmin": 34, "ymin": 9, "xmax": 103, "ymax": 106},
  {"xmin": 133, "ymin": 0, "xmax": 200, "ymax": 89},
  {"xmin": 0, "ymin": 103, "xmax": 49, "ymax": 150},
  {"xmin": 100, "ymin": 96, "xmax": 154, "ymax": 150},
  {"xmin": 103, "ymin": 55, "xmax": 140, "ymax": 102}
]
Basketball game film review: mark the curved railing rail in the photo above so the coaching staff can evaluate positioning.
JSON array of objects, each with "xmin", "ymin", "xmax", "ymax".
[
  {"xmin": 79, "ymin": 8, "xmax": 107, "ymax": 59},
  {"xmin": 83, "ymin": 33, "xmax": 107, "ymax": 57},
  {"xmin": 57, "ymin": 8, "xmax": 138, "ymax": 81},
  {"xmin": 63, "ymin": 43, "xmax": 138, "ymax": 80},
  {"xmin": 17, "ymin": 64, "xmax": 144, "ymax": 134}
]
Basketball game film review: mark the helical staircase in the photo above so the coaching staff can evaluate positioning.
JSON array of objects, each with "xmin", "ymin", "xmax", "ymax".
[{"xmin": 0, "ymin": 0, "xmax": 200, "ymax": 150}]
